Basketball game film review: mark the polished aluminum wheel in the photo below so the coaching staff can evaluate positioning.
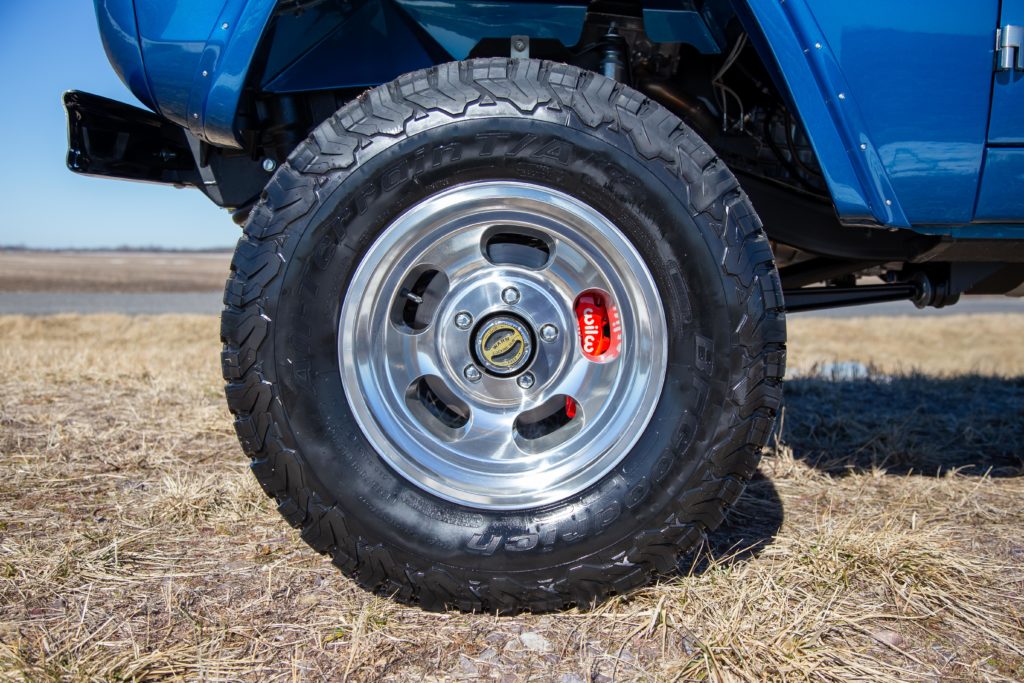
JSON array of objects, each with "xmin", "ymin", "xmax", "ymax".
[{"xmin": 339, "ymin": 181, "xmax": 667, "ymax": 509}]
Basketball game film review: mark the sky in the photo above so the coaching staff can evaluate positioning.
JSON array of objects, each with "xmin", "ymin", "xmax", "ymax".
[{"xmin": 0, "ymin": 1, "xmax": 238, "ymax": 249}]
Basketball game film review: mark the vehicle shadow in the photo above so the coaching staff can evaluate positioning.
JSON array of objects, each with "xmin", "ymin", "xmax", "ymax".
[
  {"xmin": 779, "ymin": 374, "xmax": 1024, "ymax": 477},
  {"xmin": 672, "ymin": 373, "xmax": 1022, "ymax": 579}
]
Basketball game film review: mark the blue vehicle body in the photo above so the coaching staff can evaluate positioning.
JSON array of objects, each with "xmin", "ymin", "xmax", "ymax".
[
  {"xmin": 87, "ymin": 0, "xmax": 1023, "ymax": 241},
  {"xmin": 91, "ymin": 0, "xmax": 1024, "ymax": 238}
]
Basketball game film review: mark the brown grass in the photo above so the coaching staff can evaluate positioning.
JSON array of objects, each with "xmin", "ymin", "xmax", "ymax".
[
  {"xmin": 785, "ymin": 315, "xmax": 1024, "ymax": 377},
  {"xmin": 0, "ymin": 314, "xmax": 1022, "ymax": 681},
  {"xmin": 0, "ymin": 251, "xmax": 230, "ymax": 293}
]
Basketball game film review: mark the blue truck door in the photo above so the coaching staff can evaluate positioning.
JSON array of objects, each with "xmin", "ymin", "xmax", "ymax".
[{"xmin": 975, "ymin": 0, "xmax": 1024, "ymax": 221}]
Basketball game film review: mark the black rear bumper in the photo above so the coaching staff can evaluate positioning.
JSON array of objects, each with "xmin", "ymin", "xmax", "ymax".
[
  {"xmin": 64, "ymin": 90, "xmax": 202, "ymax": 187},
  {"xmin": 64, "ymin": 90, "xmax": 266, "ymax": 211}
]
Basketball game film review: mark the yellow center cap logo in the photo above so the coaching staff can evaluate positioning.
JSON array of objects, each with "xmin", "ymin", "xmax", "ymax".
[
  {"xmin": 475, "ymin": 317, "xmax": 532, "ymax": 375},
  {"xmin": 482, "ymin": 325, "xmax": 525, "ymax": 366}
]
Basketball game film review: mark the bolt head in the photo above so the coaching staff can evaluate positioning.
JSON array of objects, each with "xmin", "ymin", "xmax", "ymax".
[
  {"xmin": 464, "ymin": 365, "xmax": 482, "ymax": 382},
  {"xmin": 516, "ymin": 373, "xmax": 535, "ymax": 389},
  {"xmin": 261, "ymin": 158, "xmax": 276, "ymax": 172},
  {"xmin": 454, "ymin": 312, "xmax": 473, "ymax": 330},
  {"xmin": 513, "ymin": 39, "xmax": 526, "ymax": 51},
  {"xmin": 540, "ymin": 324, "xmax": 558, "ymax": 342},
  {"xmin": 501, "ymin": 287, "xmax": 521, "ymax": 305}
]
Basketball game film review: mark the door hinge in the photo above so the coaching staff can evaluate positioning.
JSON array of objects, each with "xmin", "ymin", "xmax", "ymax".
[{"xmin": 996, "ymin": 25, "xmax": 1023, "ymax": 71}]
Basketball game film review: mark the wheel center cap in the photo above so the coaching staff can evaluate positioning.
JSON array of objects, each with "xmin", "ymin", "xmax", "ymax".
[{"xmin": 474, "ymin": 315, "xmax": 533, "ymax": 376}]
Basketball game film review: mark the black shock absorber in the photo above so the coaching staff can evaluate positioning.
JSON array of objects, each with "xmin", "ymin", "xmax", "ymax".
[{"xmin": 599, "ymin": 25, "xmax": 629, "ymax": 83}]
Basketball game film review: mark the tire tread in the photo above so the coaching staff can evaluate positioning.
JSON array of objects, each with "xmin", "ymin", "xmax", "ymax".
[{"xmin": 221, "ymin": 58, "xmax": 786, "ymax": 613}]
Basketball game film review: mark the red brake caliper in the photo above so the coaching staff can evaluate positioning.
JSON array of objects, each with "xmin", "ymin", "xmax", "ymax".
[
  {"xmin": 568, "ymin": 290, "xmax": 620, "ymax": 418},
  {"xmin": 575, "ymin": 291, "xmax": 611, "ymax": 360}
]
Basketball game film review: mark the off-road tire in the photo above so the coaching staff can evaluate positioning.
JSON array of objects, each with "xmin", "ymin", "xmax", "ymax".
[{"xmin": 221, "ymin": 58, "xmax": 786, "ymax": 612}]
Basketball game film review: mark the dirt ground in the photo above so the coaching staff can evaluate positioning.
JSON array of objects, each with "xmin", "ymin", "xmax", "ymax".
[
  {"xmin": 0, "ymin": 313, "xmax": 1022, "ymax": 681},
  {"xmin": 0, "ymin": 251, "xmax": 231, "ymax": 293}
]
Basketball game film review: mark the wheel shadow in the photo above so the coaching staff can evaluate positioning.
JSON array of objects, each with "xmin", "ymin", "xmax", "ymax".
[
  {"xmin": 779, "ymin": 374, "xmax": 1024, "ymax": 478},
  {"xmin": 690, "ymin": 471, "xmax": 785, "ymax": 572}
]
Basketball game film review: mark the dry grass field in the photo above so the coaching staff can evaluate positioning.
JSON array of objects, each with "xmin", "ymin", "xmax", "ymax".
[
  {"xmin": 0, "ymin": 251, "xmax": 230, "ymax": 293},
  {"xmin": 1, "ymin": 313, "xmax": 1022, "ymax": 681}
]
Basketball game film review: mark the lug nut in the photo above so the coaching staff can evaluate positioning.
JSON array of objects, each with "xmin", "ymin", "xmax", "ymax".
[
  {"xmin": 501, "ymin": 287, "xmax": 521, "ymax": 305},
  {"xmin": 454, "ymin": 311, "xmax": 473, "ymax": 330},
  {"xmin": 540, "ymin": 324, "xmax": 558, "ymax": 342},
  {"xmin": 516, "ymin": 372, "xmax": 535, "ymax": 389},
  {"xmin": 464, "ymin": 365, "xmax": 482, "ymax": 383}
]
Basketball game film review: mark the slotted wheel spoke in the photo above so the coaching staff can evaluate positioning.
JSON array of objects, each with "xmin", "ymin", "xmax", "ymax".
[
  {"xmin": 458, "ymin": 406, "xmax": 521, "ymax": 461},
  {"xmin": 551, "ymin": 352, "xmax": 622, "ymax": 420},
  {"xmin": 384, "ymin": 324, "xmax": 442, "ymax": 390},
  {"xmin": 416, "ymin": 223, "xmax": 490, "ymax": 282},
  {"xmin": 544, "ymin": 237, "xmax": 612, "ymax": 299}
]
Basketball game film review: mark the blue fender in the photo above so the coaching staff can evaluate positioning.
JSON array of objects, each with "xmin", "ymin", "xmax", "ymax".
[
  {"xmin": 98, "ymin": 0, "xmax": 278, "ymax": 149},
  {"xmin": 736, "ymin": 0, "xmax": 998, "ymax": 228},
  {"xmin": 259, "ymin": 0, "xmax": 724, "ymax": 95},
  {"xmin": 94, "ymin": 0, "xmax": 158, "ymax": 112},
  {"xmin": 114, "ymin": 0, "xmax": 728, "ymax": 149},
  {"xmin": 189, "ymin": 0, "xmax": 279, "ymax": 148},
  {"xmin": 735, "ymin": 0, "xmax": 909, "ymax": 227},
  {"xmin": 132, "ymin": 0, "xmax": 278, "ymax": 148}
]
